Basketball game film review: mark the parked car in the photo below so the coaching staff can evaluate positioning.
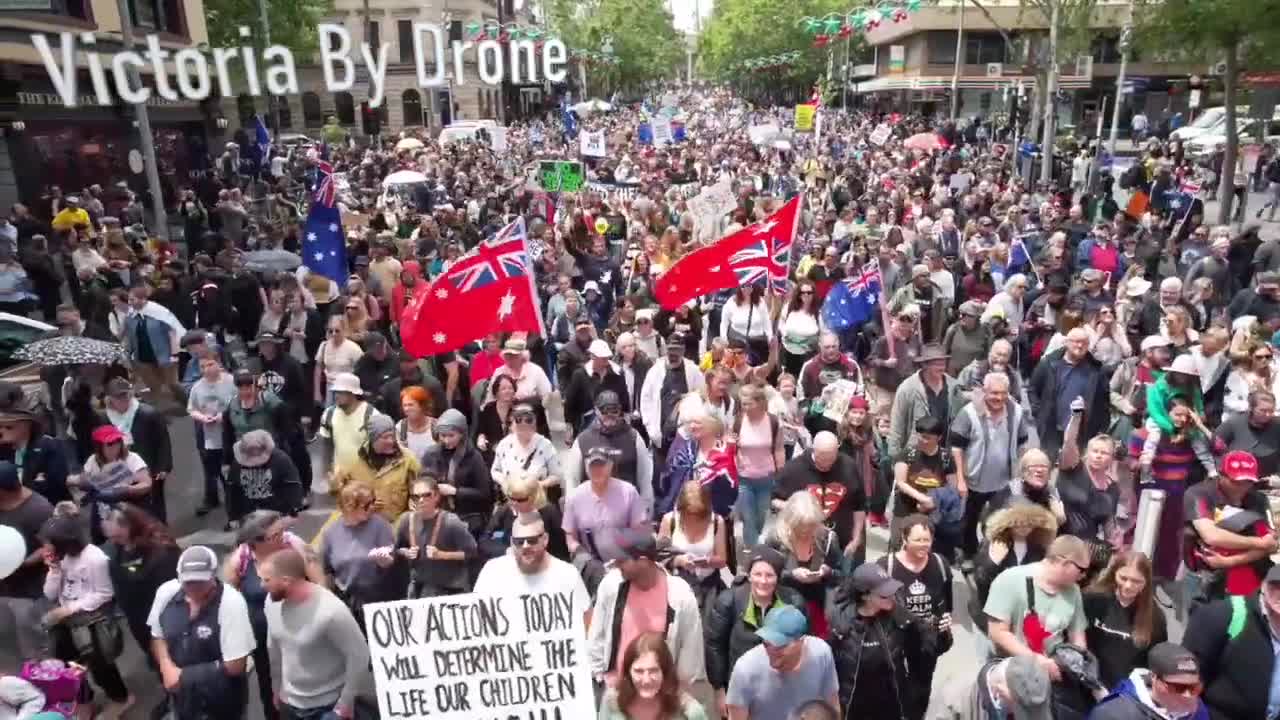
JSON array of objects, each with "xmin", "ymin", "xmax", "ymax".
[{"xmin": 1187, "ymin": 118, "xmax": 1280, "ymax": 158}]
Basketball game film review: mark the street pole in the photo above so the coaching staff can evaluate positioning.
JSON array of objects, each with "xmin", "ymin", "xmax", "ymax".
[
  {"xmin": 113, "ymin": 0, "xmax": 168, "ymax": 240},
  {"xmin": 950, "ymin": 0, "xmax": 964, "ymax": 120},
  {"xmin": 1107, "ymin": 0, "xmax": 1135, "ymax": 157},
  {"xmin": 1039, "ymin": 0, "xmax": 1059, "ymax": 185},
  {"xmin": 257, "ymin": 0, "xmax": 278, "ymax": 134},
  {"xmin": 842, "ymin": 34, "xmax": 851, "ymax": 110},
  {"xmin": 362, "ymin": 0, "xmax": 378, "ymax": 146}
]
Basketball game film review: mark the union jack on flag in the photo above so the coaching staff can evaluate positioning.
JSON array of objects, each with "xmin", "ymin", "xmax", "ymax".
[
  {"xmin": 445, "ymin": 222, "xmax": 530, "ymax": 292},
  {"xmin": 728, "ymin": 236, "xmax": 791, "ymax": 295},
  {"xmin": 313, "ymin": 159, "xmax": 336, "ymax": 208}
]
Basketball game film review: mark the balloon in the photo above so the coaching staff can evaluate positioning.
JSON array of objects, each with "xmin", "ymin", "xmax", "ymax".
[
  {"xmin": 594, "ymin": 218, "xmax": 610, "ymax": 235},
  {"xmin": 0, "ymin": 525, "xmax": 26, "ymax": 582}
]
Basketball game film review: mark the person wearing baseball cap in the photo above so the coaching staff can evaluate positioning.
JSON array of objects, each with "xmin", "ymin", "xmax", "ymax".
[
  {"xmin": 724, "ymin": 604, "xmax": 839, "ymax": 720},
  {"xmin": 563, "ymin": 337, "xmax": 629, "ymax": 433},
  {"xmin": 1089, "ymin": 642, "xmax": 1207, "ymax": 720},
  {"xmin": 887, "ymin": 259, "xmax": 948, "ymax": 343},
  {"xmin": 1183, "ymin": 450, "xmax": 1276, "ymax": 598},
  {"xmin": 147, "ymin": 545, "xmax": 257, "ymax": 720}
]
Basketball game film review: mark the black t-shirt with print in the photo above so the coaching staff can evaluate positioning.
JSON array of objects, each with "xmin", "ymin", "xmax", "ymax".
[{"xmin": 894, "ymin": 446, "xmax": 953, "ymax": 517}]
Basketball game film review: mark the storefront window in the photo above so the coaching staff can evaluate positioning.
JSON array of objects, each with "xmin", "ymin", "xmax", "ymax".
[
  {"xmin": 402, "ymin": 90, "xmax": 423, "ymax": 127},
  {"xmin": 334, "ymin": 92, "xmax": 355, "ymax": 125},
  {"xmin": 302, "ymin": 92, "xmax": 323, "ymax": 128},
  {"xmin": 237, "ymin": 94, "xmax": 255, "ymax": 125}
]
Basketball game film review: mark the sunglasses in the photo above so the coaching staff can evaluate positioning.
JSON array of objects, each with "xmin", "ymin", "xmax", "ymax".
[
  {"xmin": 799, "ymin": 290, "xmax": 814, "ymax": 296},
  {"xmin": 1062, "ymin": 557, "xmax": 1089, "ymax": 574},
  {"xmin": 513, "ymin": 415, "xmax": 535, "ymax": 425},
  {"xmin": 599, "ymin": 406, "xmax": 622, "ymax": 416},
  {"xmin": 410, "ymin": 491, "xmax": 435, "ymax": 500},
  {"xmin": 512, "ymin": 534, "xmax": 543, "ymax": 547},
  {"xmin": 1258, "ymin": 354, "xmax": 1275, "ymax": 360}
]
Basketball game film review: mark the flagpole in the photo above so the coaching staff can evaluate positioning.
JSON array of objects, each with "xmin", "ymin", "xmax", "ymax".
[
  {"xmin": 875, "ymin": 258, "xmax": 895, "ymax": 360},
  {"xmin": 517, "ymin": 217, "xmax": 548, "ymax": 333}
]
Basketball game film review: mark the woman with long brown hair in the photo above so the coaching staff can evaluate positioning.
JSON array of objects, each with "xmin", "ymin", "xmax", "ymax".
[
  {"xmin": 598, "ymin": 632, "xmax": 707, "ymax": 720},
  {"xmin": 780, "ymin": 282, "xmax": 822, "ymax": 376},
  {"xmin": 1084, "ymin": 550, "xmax": 1168, "ymax": 689},
  {"xmin": 102, "ymin": 503, "xmax": 181, "ymax": 677}
]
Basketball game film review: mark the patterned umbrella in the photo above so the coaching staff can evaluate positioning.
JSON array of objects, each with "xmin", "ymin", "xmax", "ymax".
[{"xmin": 13, "ymin": 336, "xmax": 128, "ymax": 366}]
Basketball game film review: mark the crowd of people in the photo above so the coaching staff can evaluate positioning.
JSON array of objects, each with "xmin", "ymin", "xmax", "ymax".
[{"xmin": 0, "ymin": 85, "xmax": 1278, "ymax": 720}]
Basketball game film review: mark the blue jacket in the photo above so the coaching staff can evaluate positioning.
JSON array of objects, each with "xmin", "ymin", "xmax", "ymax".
[
  {"xmin": 1088, "ymin": 670, "xmax": 1209, "ymax": 720},
  {"xmin": 124, "ymin": 312, "xmax": 177, "ymax": 366}
]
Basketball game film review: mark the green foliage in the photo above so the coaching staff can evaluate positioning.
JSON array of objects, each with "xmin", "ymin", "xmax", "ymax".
[
  {"xmin": 206, "ymin": 0, "xmax": 326, "ymax": 56},
  {"xmin": 699, "ymin": 0, "xmax": 854, "ymax": 83},
  {"xmin": 546, "ymin": 0, "xmax": 685, "ymax": 89},
  {"xmin": 1133, "ymin": 0, "xmax": 1280, "ymax": 64}
]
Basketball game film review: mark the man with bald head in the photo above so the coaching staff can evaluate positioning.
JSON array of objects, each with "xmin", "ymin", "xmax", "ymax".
[
  {"xmin": 772, "ymin": 431, "xmax": 867, "ymax": 566},
  {"xmin": 1029, "ymin": 326, "xmax": 1108, "ymax": 460}
]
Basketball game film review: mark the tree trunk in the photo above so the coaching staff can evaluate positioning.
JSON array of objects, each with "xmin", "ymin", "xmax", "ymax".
[{"xmin": 1216, "ymin": 42, "xmax": 1240, "ymax": 225}]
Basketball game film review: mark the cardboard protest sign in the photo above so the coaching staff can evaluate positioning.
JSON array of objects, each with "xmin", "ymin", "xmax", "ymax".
[
  {"xmin": 365, "ymin": 591, "xmax": 593, "ymax": 720},
  {"xmin": 538, "ymin": 161, "xmax": 584, "ymax": 192},
  {"xmin": 688, "ymin": 179, "xmax": 738, "ymax": 225},
  {"xmin": 579, "ymin": 130, "xmax": 606, "ymax": 158},
  {"xmin": 869, "ymin": 125, "xmax": 892, "ymax": 146},
  {"xmin": 794, "ymin": 104, "xmax": 816, "ymax": 132}
]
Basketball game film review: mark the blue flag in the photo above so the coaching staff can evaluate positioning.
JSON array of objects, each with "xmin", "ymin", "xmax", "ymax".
[
  {"xmin": 302, "ymin": 157, "xmax": 346, "ymax": 287},
  {"xmin": 252, "ymin": 115, "xmax": 271, "ymax": 170},
  {"xmin": 1009, "ymin": 237, "xmax": 1031, "ymax": 270},
  {"xmin": 561, "ymin": 99, "xmax": 577, "ymax": 139},
  {"xmin": 637, "ymin": 123, "xmax": 653, "ymax": 145},
  {"xmin": 821, "ymin": 262, "xmax": 882, "ymax": 333}
]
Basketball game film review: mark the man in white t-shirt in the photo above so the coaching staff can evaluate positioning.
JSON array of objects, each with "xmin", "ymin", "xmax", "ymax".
[
  {"xmin": 147, "ymin": 546, "xmax": 257, "ymax": 719},
  {"xmin": 475, "ymin": 513, "xmax": 590, "ymax": 627}
]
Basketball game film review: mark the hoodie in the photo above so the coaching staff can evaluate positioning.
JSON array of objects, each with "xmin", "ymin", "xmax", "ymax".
[
  {"xmin": 1088, "ymin": 669, "xmax": 1209, "ymax": 720},
  {"xmin": 420, "ymin": 408, "xmax": 493, "ymax": 531}
]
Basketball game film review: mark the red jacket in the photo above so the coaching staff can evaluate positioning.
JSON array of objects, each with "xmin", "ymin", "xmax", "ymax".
[{"xmin": 391, "ymin": 261, "xmax": 428, "ymax": 325}]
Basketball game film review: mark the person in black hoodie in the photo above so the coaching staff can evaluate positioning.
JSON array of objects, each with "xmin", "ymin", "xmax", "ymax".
[
  {"xmin": 1084, "ymin": 550, "xmax": 1168, "ymax": 690},
  {"xmin": 102, "ymin": 504, "xmax": 181, "ymax": 688},
  {"xmin": 352, "ymin": 332, "xmax": 399, "ymax": 412},
  {"xmin": 704, "ymin": 546, "xmax": 804, "ymax": 713},
  {"xmin": 227, "ymin": 430, "xmax": 302, "ymax": 521},
  {"xmin": 828, "ymin": 562, "xmax": 935, "ymax": 720},
  {"xmin": 968, "ymin": 502, "xmax": 1058, "ymax": 636},
  {"xmin": 420, "ymin": 408, "xmax": 493, "ymax": 538},
  {"xmin": 1182, "ymin": 565, "xmax": 1280, "ymax": 720},
  {"xmin": 255, "ymin": 331, "xmax": 313, "ymax": 501}
]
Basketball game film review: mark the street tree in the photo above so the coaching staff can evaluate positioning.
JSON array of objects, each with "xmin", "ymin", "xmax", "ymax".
[
  {"xmin": 546, "ymin": 0, "xmax": 685, "ymax": 94},
  {"xmin": 1135, "ymin": 0, "xmax": 1280, "ymax": 223},
  {"xmin": 206, "ymin": 0, "xmax": 327, "ymax": 58}
]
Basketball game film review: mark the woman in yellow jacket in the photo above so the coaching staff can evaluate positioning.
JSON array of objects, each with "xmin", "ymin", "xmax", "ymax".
[{"xmin": 330, "ymin": 414, "xmax": 421, "ymax": 523}]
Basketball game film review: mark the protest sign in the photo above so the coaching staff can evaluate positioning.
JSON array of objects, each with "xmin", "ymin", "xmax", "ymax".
[
  {"xmin": 688, "ymin": 179, "xmax": 738, "ymax": 225},
  {"xmin": 652, "ymin": 118, "xmax": 674, "ymax": 146},
  {"xmin": 365, "ymin": 591, "xmax": 593, "ymax": 720},
  {"xmin": 538, "ymin": 161, "xmax": 584, "ymax": 192},
  {"xmin": 748, "ymin": 123, "xmax": 781, "ymax": 146},
  {"xmin": 579, "ymin": 130, "xmax": 606, "ymax": 158},
  {"xmin": 487, "ymin": 127, "xmax": 509, "ymax": 155},
  {"xmin": 869, "ymin": 125, "xmax": 892, "ymax": 146},
  {"xmin": 794, "ymin": 104, "xmax": 816, "ymax": 132}
]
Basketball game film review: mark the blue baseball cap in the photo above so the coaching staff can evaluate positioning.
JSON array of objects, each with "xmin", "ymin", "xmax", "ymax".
[{"xmin": 755, "ymin": 605, "xmax": 808, "ymax": 646}]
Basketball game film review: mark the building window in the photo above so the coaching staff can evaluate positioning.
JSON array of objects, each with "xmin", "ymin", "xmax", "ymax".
[
  {"xmin": 1091, "ymin": 34, "xmax": 1125, "ymax": 64},
  {"xmin": 327, "ymin": 28, "xmax": 342, "ymax": 52},
  {"xmin": 302, "ymin": 92, "xmax": 323, "ymax": 128},
  {"xmin": 236, "ymin": 94, "xmax": 255, "ymax": 125},
  {"xmin": 477, "ymin": 88, "xmax": 485, "ymax": 117},
  {"xmin": 368, "ymin": 20, "xmax": 380, "ymax": 51},
  {"xmin": 399, "ymin": 20, "xmax": 415, "ymax": 64},
  {"xmin": 334, "ymin": 92, "xmax": 355, "ymax": 125},
  {"xmin": 130, "ymin": 0, "xmax": 160, "ymax": 29},
  {"xmin": 927, "ymin": 31, "xmax": 956, "ymax": 65},
  {"xmin": 402, "ymin": 89, "xmax": 423, "ymax": 126},
  {"xmin": 272, "ymin": 97, "xmax": 292, "ymax": 129},
  {"xmin": 47, "ymin": 0, "xmax": 92, "ymax": 21},
  {"xmin": 964, "ymin": 33, "xmax": 1007, "ymax": 65},
  {"xmin": 161, "ymin": 0, "xmax": 185, "ymax": 34}
]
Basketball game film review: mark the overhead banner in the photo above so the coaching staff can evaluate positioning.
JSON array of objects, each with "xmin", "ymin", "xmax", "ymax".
[
  {"xmin": 794, "ymin": 104, "xmax": 816, "ymax": 132},
  {"xmin": 538, "ymin": 161, "xmax": 584, "ymax": 192},
  {"xmin": 579, "ymin": 130, "xmax": 606, "ymax": 158},
  {"xmin": 365, "ymin": 592, "xmax": 593, "ymax": 720}
]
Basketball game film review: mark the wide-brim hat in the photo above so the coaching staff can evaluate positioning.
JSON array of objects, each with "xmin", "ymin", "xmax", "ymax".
[
  {"xmin": 233, "ymin": 431, "xmax": 275, "ymax": 468},
  {"xmin": 918, "ymin": 343, "xmax": 949, "ymax": 363},
  {"xmin": 329, "ymin": 372, "xmax": 364, "ymax": 396}
]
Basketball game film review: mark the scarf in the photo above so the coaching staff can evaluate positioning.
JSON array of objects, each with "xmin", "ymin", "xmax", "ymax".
[{"xmin": 106, "ymin": 398, "xmax": 140, "ymax": 446}]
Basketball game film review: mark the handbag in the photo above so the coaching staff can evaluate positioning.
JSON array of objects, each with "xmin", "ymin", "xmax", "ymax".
[{"xmin": 60, "ymin": 606, "xmax": 125, "ymax": 662}]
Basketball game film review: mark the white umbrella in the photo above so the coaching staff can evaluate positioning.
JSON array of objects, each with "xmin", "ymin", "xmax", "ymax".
[
  {"xmin": 382, "ymin": 170, "xmax": 428, "ymax": 187},
  {"xmin": 395, "ymin": 137, "xmax": 424, "ymax": 151},
  {"xmin": 572, "ymin": 99, "xmax": 613, "ymax": 115}
]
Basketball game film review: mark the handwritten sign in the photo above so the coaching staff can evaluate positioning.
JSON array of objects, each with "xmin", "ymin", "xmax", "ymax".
[
  {"xmin": 794, "ymin": 104, "xmax": 816, "ymax": 132},
  {"xmin": 869, "ymin": 124, "xmax": 892, "ymax": 146},
  {"xmin": 365, "ymin": 591, "xmax": 593, "ymax": 720},
  {"xmin": 538, "ymin": 161, "xmax": 584, "ymax": 192},
  {"xmin": 579, "ymin": 130, "xmax": 606, "ymax": 158},
  {"xmin": 652, "ymin": 118, "xmax": 674, "ymax": 147},
  {"xmin": 688, "ymin": 179, "xmax": 738, "ymax": 225}
]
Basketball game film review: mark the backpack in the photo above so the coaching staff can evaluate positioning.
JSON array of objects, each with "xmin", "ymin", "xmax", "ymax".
[
  {"xmin": 1267, "ymin": 158, "xmax": 1280, "ymax": 185},
  {"xmin": 321, "ymin": 402, "xmax": 375, "ymax": 440}
]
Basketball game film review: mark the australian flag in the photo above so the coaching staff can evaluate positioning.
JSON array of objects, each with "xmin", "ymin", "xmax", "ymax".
[
  {"xmin": 561, "ymin": 98, "xmax": 577, "ymax": 139},
  {"xmin": 1009, "ymin": 235, "xmax": 1032, "ymax": 270},
  {"xmin": 252, "ymin": 115, "xmax": 271, "ymax": 171},
  {"xmin": 302, "ymin": 156, "xmax": 346, "ymax": 287},
  {"xmin": 822, "ymin": 261, "xmax": 882, "ymax": 332}
]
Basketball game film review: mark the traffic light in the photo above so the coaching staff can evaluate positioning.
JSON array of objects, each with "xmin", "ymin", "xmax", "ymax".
[{"xmin": 361, "ymin": 101, "xmax": 380, "ymax": 136}]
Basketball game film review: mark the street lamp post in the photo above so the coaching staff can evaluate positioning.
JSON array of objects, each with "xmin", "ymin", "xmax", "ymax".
[
  {"xmin": 950, "ymin": 0, "xmax": 964, "ymax": 120},
  {"xmin": 1107, "ymin": 0, "xmax": 1136, "ymax": 157},
  {"xmin": 113, "ymin": 0, "xmax": 168, "ymax": 240}
]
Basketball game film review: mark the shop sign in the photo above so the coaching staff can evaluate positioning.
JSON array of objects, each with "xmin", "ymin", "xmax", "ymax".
[{"xmin": 17, "ymin": 91, "xmax": 195, "ymax": 108}]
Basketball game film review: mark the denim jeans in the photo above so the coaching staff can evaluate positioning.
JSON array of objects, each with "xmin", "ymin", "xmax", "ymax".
[
  {"xmin": 736, "ymin": 475, "xmax": 774, "ymax": 548},
  {"xmin": 199, "ymin": 447, "xmax": 225, "ymax": 507},
  {"xmin": 281, "ymin": 702, "xmax": 338, "ymax": 720}
]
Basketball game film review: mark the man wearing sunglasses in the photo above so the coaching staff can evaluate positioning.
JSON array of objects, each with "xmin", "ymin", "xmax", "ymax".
[
  {"xmin": 1090, "ymin": 642, "xmax": 1207, "ymax": 720},
  {"xmin": 984, "ymin": 535, "xmax": 1090, "ymax": 684},
  {"xmin": 474, "ymin": 513, "xmax": 589, "ymax": 626}
]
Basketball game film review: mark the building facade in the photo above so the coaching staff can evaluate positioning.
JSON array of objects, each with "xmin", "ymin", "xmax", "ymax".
[
  {"xmin": 0, "ymin": 0, "xmax": 211, "ymax": 211},
  {"xmin": 854, "ymin": 0, "xmax": 1203, "ymax": 132},
  {"xmin": 224, "ymin": 0, "xmax": 547, "ymax": 140}
]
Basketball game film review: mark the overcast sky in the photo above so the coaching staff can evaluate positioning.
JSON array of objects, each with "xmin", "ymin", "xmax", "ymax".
[{"xmin": 669, "ymin": 0, "xmax": 712, "ymax": 34}]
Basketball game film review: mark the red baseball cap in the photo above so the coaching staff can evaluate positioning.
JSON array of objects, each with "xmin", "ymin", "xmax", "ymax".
[
  {"xmin": 91, "ymin": 425, "xmax": 124, "ymax": 446},
  {"xmin": 1221, "ymin": 451, "xmax": 1260, "ymax": 482}
]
